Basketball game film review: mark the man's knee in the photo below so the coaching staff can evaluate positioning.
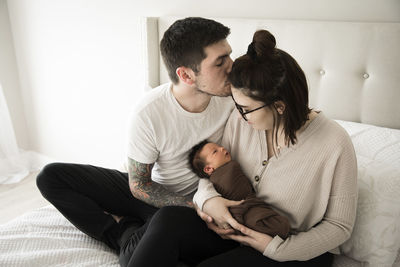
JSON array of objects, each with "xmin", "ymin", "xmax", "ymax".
[{"xmin": 36, "ymin": 162, "xmax": 65, "ymax": 195}]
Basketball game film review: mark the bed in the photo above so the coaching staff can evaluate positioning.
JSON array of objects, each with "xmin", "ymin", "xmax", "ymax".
[{"xmin": 1, "ymin": 17, "xmax": 399, "ymax": 267}]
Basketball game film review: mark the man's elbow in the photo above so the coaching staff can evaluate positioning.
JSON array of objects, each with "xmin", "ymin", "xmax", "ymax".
[{"xmin": 129, "ymin": 181, "xmax": 150, "ymax": 200}]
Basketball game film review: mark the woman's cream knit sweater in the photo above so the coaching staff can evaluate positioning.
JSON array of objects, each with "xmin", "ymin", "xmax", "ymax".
[{"xmin": 194, "ymin": 111, "xmax": 358, "ymax": 261}]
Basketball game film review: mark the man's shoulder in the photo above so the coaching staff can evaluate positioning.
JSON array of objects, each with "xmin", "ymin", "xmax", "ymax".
[
  {"xmin": 127, "ymin": 83, "xmax": 171, "ymax": 127},
  {"xmin": 135, "ymin": 83, "xmax": 171, "ymax": 112}
]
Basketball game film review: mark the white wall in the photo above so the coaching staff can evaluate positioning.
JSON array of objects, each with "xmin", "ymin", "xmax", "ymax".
[{"xmin": 5, "ymin": 0, "xmax": 400, "ymax": 168}]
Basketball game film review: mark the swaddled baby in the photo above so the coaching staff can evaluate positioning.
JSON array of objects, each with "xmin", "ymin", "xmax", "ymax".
[{"xmin": 189, "ymin": 140, "xmax": 290, "ymax": 239}]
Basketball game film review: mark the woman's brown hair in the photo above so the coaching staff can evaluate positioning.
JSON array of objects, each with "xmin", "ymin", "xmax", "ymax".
[{"xmin": 228, "ymin": 30, "xmax": 311, "ymax": 152}]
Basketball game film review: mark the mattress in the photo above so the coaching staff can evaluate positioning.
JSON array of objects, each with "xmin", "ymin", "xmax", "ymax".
[
  {"xmin": 0, "ymin": 205, "xmax": 360, "ymax": 267},
  {"xmin": 1, "ymin": 120, "xmax": 399, "ymax": 266},
  {"xmin": 1, "ymin": 205, "xmax": 398, "ymax": 266}
]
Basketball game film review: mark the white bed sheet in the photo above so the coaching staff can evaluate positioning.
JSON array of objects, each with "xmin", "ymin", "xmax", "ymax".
[{"xmin": 0, "ymin": 205, "xmax": 118, "ymax": 266}]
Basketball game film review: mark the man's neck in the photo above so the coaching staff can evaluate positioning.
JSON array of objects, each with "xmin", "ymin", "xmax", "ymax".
[{"xmin": 171, "ymin": 83, "xmax": 212, "ymax": 113}]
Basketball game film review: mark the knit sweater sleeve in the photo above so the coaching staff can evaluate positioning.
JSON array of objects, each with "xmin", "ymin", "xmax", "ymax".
[
  {"xmin": 193, "ymin": 178, "xmax": 221, "ymax": 210},
  {"xmin": 263, "ymin": 136, "xmax": 358, "ymax": 261}
]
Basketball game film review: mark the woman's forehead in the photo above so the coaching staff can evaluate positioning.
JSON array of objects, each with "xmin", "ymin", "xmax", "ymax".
[{"xmin": 232, "ymin": 87, "xmax": 264, "ymax": 106}]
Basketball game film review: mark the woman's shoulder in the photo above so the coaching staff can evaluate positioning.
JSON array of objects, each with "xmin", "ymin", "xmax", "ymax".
[
  {"xmin": 311, "ymin": 112, "xmax": 354, "ymax": 149},
  {"xmin": 225, "ymin": 109, "xmax": 260, "ymax": 137},
  {"xmin": 222, "ymin": 109, "xmax": 263, "ymax": 153}
]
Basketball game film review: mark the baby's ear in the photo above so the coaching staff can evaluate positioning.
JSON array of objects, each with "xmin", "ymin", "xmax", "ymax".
[{"xmin": 204, "ymin": 165, "xmax": 214, "ymax": 176}]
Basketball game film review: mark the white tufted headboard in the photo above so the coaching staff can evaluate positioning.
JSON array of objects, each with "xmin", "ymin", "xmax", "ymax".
[{"xmin": 141, "ymin": 17, "xmax": 400, "ymax": 129}]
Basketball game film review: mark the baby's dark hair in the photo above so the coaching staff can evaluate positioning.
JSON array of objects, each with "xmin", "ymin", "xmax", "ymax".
[{"xmin": 188, "ymin": 140, "xmax": 210, "ymax": 178}]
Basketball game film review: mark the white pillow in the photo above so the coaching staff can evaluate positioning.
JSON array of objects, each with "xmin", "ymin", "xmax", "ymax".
[{"xmin": 335, "ymin": 120, "xmax": 400, "ymax": 267}]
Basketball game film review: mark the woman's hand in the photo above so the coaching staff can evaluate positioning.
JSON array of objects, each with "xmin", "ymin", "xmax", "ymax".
[
  {"xmin": 226, "ymin": 221, "xmax": 274, "ymax": 253},
  {"xmin": 196, "ymin": 196, "xmax": 243, "ymax": 236},
  {"xmin": 195, "ymin": 207, "xmax": 234, "ymax": 237},
  {"xmin": 203, "ymin": 196, "xmax": 243, "ymax": 228}
]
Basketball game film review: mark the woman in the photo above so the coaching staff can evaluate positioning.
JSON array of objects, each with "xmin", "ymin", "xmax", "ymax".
[{"xmin": 120, "ymin": 29, "xmax": 357, "ymax": 267}]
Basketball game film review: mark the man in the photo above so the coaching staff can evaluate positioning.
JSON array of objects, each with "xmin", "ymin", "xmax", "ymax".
[{"xmin": 36, "ymin": 17, "xmax": 236, "ymax": 263}]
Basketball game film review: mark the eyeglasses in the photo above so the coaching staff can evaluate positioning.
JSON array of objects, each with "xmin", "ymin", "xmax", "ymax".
[{"xmin": 231, "ymin": 95, "xmax": 269, "ymax": 121}]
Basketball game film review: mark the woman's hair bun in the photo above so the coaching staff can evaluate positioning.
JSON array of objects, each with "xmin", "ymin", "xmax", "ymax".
[{"xmin": 248, "ymin": 30, "xmax": 276, "ymax": 61}]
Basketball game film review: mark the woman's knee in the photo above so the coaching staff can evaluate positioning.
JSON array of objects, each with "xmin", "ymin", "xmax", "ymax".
[{"xmin": 149, "ymin": 206, "xmax": 199, "ymax": 233}]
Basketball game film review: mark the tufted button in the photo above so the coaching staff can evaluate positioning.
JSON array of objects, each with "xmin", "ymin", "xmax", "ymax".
[
  {"xmin": 262, "ymin": 160, "xmax": 268, "ymax": 166},
  {"xmin": 363, "ymin": 73, "xmax": 369, "ymax": 79},
  {"xmin": 319, "ymin": 70, "xmax": 325, "ymax": 75},
  {"xmin": 254, "ymin": 175, "xmax": 260, "ymax": 182}
]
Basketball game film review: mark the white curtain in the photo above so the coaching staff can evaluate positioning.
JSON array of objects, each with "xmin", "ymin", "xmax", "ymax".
[
  {"xmin": 0, "ymin": 82, "xmax": 29, "ymax": 184},
  {"xmin": 0, "ymin": 82, "xmax": 54, "ymax": 184}
]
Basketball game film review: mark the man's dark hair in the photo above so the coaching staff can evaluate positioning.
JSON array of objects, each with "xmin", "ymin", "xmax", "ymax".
[
  {"xmin": 160, "ymin": 17, "xmax": 230, "ymax": 84},
  {"xmin": 188, "ymin": 140, "xmax": 210, "ymax": 178}
]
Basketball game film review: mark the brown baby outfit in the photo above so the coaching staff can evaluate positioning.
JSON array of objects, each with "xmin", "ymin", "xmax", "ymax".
[{"xmin": 210, "ymin": 160, "xmax": 290, "ymax": 239}]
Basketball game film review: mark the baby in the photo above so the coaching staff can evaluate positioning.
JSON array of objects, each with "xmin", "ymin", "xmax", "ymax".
[{"xmin": 189, "ymin": 140, "xmax": 290, "ymax": 239}]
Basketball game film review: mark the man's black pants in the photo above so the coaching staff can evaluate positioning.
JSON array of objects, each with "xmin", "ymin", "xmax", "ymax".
[
  {"xmin": 36, "ymin": 163, "xmax": 237, "ymax": 266},
  {"xmin": 36, "ymin": 163, "xmax": 158, "ymax": 252}
]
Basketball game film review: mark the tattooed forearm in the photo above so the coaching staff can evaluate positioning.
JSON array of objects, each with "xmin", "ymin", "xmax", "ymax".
[{"xmin": 127, "ymin": 158, "xmax": 194, "ymax": 208}]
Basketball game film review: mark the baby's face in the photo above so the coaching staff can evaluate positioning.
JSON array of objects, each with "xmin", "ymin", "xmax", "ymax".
[{"xmin": 199, "ymin": 143, "xmax": 231, "ymax": 173}]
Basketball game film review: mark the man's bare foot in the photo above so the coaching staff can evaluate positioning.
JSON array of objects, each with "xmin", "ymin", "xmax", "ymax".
[
  {"xmin": 104, "ymin": 211, "xmax": 123, "ymax": 223},
  {"xmin": 111, "ymin": 214, "xmax": 123, "ymax": 223}
]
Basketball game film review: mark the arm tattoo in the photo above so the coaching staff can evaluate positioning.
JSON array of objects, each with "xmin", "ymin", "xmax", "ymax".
[{"xmin": 128, "ymin": 158, "xmax": 194, "ymax": 208}]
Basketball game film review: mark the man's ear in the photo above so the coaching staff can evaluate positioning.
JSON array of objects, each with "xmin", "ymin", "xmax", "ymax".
[
  {"xmin": 176, "ymin": 67, "xmax": 195, "ymax": 85},
  {"xmin": 203, "ymin": 165, "xmax": 214, "ymax": 176},
  {"xmin": 274, "ymin": 101, "xmax": 286, "ymax": 115}
]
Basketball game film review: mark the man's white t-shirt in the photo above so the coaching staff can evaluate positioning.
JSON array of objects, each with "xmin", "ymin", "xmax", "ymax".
[{"xmin": 127, "ymin": 83, "xmax": 234, "ymax": 196}]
